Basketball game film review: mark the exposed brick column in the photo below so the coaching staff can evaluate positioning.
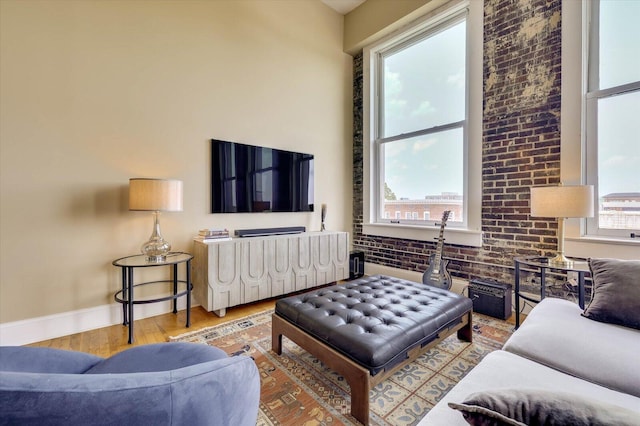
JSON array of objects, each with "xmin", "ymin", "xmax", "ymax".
[{"xmin": 352, "ymin": 0, "xmax": 563, "ymax": 288}]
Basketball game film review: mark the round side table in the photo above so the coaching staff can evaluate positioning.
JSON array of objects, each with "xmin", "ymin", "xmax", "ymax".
[
  {"xmin": 113, "ymin": 252, "xmax": 193, "ymax": 343},
  {"xmin": 513, "ymin": 256, "xmax": 590, "ymax": 329}
]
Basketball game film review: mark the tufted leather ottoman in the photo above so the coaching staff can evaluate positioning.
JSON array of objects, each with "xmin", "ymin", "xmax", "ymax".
[{"xmin": 272, "ymin": 275, "xmax": 473, "ymax": 425}]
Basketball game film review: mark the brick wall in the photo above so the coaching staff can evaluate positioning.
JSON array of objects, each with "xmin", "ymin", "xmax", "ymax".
[{"xmin": 352, "ymin": 0, "xmax": 564, "ymax": 289}]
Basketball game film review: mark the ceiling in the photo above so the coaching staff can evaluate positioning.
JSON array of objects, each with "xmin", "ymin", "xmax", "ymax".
[{"xmin": 321, "ymin": 0, "xmax": 366, "ymax": 15}]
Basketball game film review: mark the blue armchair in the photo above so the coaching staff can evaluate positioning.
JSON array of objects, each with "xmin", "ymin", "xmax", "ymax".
[{"xmin": 0, "ymin": 342, "xmax": 260, "ymax": 425}]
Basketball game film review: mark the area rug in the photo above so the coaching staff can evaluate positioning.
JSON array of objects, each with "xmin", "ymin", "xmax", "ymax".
[{"xmin": 170, "ymin": 310, "xmax": 513, "ymax": 426}]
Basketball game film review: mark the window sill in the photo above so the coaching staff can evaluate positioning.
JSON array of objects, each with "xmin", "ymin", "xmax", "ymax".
[
  {"xmin": 565, "ymin": 236, "xmax": 640, "ymax": 261},
  {"xmin": 362, "ymin": 223, "xmax": 483, "ymax": 247}
]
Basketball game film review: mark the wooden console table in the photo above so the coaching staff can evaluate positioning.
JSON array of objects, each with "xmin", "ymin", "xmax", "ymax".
[{"xmin": 192, "ymin": 231, "xmax": 349, "ymax": 316}]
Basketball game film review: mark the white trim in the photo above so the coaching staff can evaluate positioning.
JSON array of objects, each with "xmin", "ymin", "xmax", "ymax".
[
  {"xmin": 565, "ymin": 235, "xmax": 640, "ymax": 261},
  {"xmin": 362, "ymin": 223, "xmax": 482, "ymax": 247},
  {"xmin": 560, "ymin": 0, "xmax": 584, "ymax": 186},
  {"xmin": 0, "ymin": 297, "xmax": 194, "ymax": 346},
  {"xmin": 364, "ymin": 262, "xmax": 468, "ymax": 295}
]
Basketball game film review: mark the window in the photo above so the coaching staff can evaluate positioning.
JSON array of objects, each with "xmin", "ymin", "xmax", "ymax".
[
  {"xmin": 585, "ymin": 0, "xmax": 640, "ymax": 238},
  {"xmin": 362, "ymin": 0, "xmax": 482, "ymax": 246},
  {"xmin": 377, "ymin": 12, "xmax": 465, "ymax": 226}
]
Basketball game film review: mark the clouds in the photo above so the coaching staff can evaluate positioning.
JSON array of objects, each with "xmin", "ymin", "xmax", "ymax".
[
  {"xmin": 379, "ymin": 18, "xmax": 467, "ymax": 200},
  {"xmin": 447, "ymin": 68, "xmax": 465, "ymax": 89},
  {"xmin": 413, "ymin": 137, "xmax": 437, "ymax": 152},
  {"xmin": 383, "ymin": 130, "xmax": 463, "ymax": 199},
  {"xmin": 602, "ymin": 155, "xmax": 637, "ymax": 168},
  {"xmin": 411, "ymin": 100, "xmax": 436, "ymax": 117}
]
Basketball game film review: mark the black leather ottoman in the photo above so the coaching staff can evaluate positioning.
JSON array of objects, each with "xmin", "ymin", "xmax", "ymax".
[{"xmin": 272, "ymin": 275, "xmax": 473, "ymax": 425}]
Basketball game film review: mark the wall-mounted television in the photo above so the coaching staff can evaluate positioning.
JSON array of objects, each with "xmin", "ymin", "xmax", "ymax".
[{"xmin": 211, "ymin": 139, "xmax": 314, "ymax": 213}]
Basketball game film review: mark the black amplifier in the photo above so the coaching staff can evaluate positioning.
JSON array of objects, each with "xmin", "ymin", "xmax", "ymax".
[{"xmin": 468, "ymin": 279, "xmax": 512, "ymax": 320}]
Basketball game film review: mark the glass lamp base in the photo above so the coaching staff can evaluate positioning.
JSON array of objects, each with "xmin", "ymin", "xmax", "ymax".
[
  {"xmin": 141, "ymin": 211, "xmax": 171, "ymax": 262},
  {"xmin": 141, "ymin": 239, "xmax": 171, "ymax": 263},
  {"xmin": 146, "ymin": 254, "xmax": 167, "ymax": 263},
  {"xmin": 549, "ymin": 253, "xmax": 573, "ymax": 268}
]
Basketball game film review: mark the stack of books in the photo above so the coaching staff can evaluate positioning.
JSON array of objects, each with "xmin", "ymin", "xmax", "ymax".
[{"xmin": 194, "ymin": 228, "xmax": 231, "ymax": 243}]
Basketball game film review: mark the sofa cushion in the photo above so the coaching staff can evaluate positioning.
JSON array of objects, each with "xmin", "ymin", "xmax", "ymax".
[
  {"xmin": 1, "ymin": 345, "xmax": 260, "ymax": 426},
  {"xmin": 503, "ymin": 297, "xmax": 640, "ymax": 398},
  {"xmin": 0, "ymin": 346, "xmax": 102, "ymax": 374},
  {"xmin": 449, "ymin": 389, "xmax": 640, "ymax": 426},
  {"xmin": 582, "ymin": 257, "xmax": 640, "ymax": 330},
  {"xmin": 416, "ymin": 350, "xmax": 640, "ymax": 426},
  {"xmin": 85, "ymin": 342, "xmax": 228, "ymax": 374}
]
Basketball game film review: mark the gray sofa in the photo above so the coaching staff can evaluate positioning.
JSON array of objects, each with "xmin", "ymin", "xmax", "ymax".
[
  {"xmin": 419, "ymin": 258, "xmax": 640, "ymax": 425},
  {"xmin": 0, "ymin": 342, "xmax": 260, "ymax": 425}
]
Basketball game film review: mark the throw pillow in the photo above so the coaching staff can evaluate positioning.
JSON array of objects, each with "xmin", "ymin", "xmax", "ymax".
[
  {"xmin": 448, "ymin": 389, "xmax": 640, "ymax": 426},
  {"xmin": 582, "ymin": 258, "xmax": 640, "ymax": 330}
]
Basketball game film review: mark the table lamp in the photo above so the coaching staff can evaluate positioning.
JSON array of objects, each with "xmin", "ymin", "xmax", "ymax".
[
  {"xmin": 530, "ymin": 184, "xmax": 594, "ymax": 267},
  {"xmin": 129, "ymin": 178, "xmax": 183, "ymax": 262}
]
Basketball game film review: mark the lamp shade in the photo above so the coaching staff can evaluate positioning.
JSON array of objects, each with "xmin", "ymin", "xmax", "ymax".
[
  {"xmin": 530, "ymin": 185, "xmax": 594, "ymax": 218},
  {"xmin": 129, "ymin": 178, "xmax": 183, "ymax": 212}
]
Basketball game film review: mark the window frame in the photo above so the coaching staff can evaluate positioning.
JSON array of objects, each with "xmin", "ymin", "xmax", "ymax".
[
  {"xmin": 584, "ymin": 0, "xmax": 640, "ymax": 239},
  {"xmin": 361, "ymin": 0, "xmax": 483, "ymax": 247},
  {"xmin": 560, "ymin": 0, "xmax": 640, "ymax": 259}
]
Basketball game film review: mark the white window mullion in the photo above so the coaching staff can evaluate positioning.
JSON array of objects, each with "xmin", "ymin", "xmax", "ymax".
[{"xmin": 378, "ymin": 120, "xmax": 465, "ymax": 145}]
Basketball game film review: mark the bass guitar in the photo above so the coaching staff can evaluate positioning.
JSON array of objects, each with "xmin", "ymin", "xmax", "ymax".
[{"xmin": 422, "ymin": 210, "xmax": 452, "ymax": 290}]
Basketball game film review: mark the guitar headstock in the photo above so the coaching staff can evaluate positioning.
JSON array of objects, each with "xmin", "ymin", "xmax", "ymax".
[{"xmin": 441, "ymin": 210, "xmax": 451, "ymax": 224}]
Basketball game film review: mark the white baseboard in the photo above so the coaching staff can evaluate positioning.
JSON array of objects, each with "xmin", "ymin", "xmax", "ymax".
[
  {"xmin": 363, "ymin": 262, "xmax": 534, "ymax": 316},
  {"xmin": 0, "ymin": 297, "xmax": 193, "ymax": 347},
  {"xmin": 363, "ymin": 262, "xmax": 469, "ymax": 295}
]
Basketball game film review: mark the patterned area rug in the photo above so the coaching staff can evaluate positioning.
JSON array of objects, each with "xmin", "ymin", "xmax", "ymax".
[{"xmin": 170, "ymin": 310, "xmax": 513, "ymax": 426}]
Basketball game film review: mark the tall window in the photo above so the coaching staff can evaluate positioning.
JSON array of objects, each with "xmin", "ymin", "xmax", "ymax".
[
  {"xmin": 362, "ymin": 0, "xmax": 482, "ymax": 247},
  {"xmin": 375, "ymin": 11, "xmax": 466, "ymax": 227},
  {"xmin": 586, "ymin": 0, "xmax": 640, "ymax": 237}
]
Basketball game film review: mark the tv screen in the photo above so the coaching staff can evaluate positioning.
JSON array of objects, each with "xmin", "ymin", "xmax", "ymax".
[{"xmin": 211, "ymin": 139, "xmax": 314, "ymax": 213}]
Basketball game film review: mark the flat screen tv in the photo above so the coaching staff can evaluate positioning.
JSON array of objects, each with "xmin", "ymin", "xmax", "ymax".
[{"xmin": 211, "ymin": 139, "xmax": 314, "ymax": 213}]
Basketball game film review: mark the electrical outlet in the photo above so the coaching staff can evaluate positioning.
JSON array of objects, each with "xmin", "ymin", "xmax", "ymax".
[{"xmin": 566, "ymin": 271, "xmax": 579, "ymax": 287}]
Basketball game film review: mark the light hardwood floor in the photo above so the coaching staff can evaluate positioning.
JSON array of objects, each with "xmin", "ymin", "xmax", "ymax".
[{"xmin": 27, "ymin": 300, "xmax": 276, "ymax": 358}]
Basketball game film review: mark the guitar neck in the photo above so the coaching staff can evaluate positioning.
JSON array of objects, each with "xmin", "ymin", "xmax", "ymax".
[
  {"xmin": 434, "ymin": 227, "xmax": 445, "ymax": 261},
  {"xmin": 431, "ymin": 219, "xmax": 447, "ymax": 273}
]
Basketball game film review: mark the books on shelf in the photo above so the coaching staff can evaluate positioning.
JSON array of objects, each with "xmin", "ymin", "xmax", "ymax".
[
  {"xmin": 194, "ymin": 236, "xmax": 232, "ymax": 243},
  {"xmin": 194, "ymin": 228, "xmax": 231, "ymax": 243}
]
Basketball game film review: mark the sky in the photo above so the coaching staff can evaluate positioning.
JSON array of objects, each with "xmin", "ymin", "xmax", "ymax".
[
  {"xmin": 381, "ymin": 1, "xmax": 639, "ymax": 202},
  {"xmin": 382, "ymin": 19, "xmax": 465, "ymax": 200},
  {"xmin": 596, "ymin": 0, "xmax": 640, "ymax": 196}
]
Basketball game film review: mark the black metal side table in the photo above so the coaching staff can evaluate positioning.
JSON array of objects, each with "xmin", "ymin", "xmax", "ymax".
[
  {"xmin": 113, "ymin": 252, "xmax": 193, "ymax": 343},
  {"xmin": 514, "ymin": 256, "xmax": 590, "ymax": 329}
]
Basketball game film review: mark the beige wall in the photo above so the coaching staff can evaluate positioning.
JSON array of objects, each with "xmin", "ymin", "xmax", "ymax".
[
  {"xmin": 343, "ymin": 0, "xmax": 448, "ymax": 54},
  {"xmin": 0, "ymin": 0, "xmax": 353, "ymax": 324}
]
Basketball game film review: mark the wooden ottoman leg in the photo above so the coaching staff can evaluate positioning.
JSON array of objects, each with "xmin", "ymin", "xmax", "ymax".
[
  {"xmin": 457, "ymin": 311, "xmax": 473, "ymax": 343},
  {"xmin": 348, "ymin": 371, "xmax": 371, "ymax": 425},
  {"xmin": 271, "ymin": 314, "xmax": 284, "ymax": 355},
  {"xmin": 271, "ymin": 313, "xmax": 373, "ymax": 425}
]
